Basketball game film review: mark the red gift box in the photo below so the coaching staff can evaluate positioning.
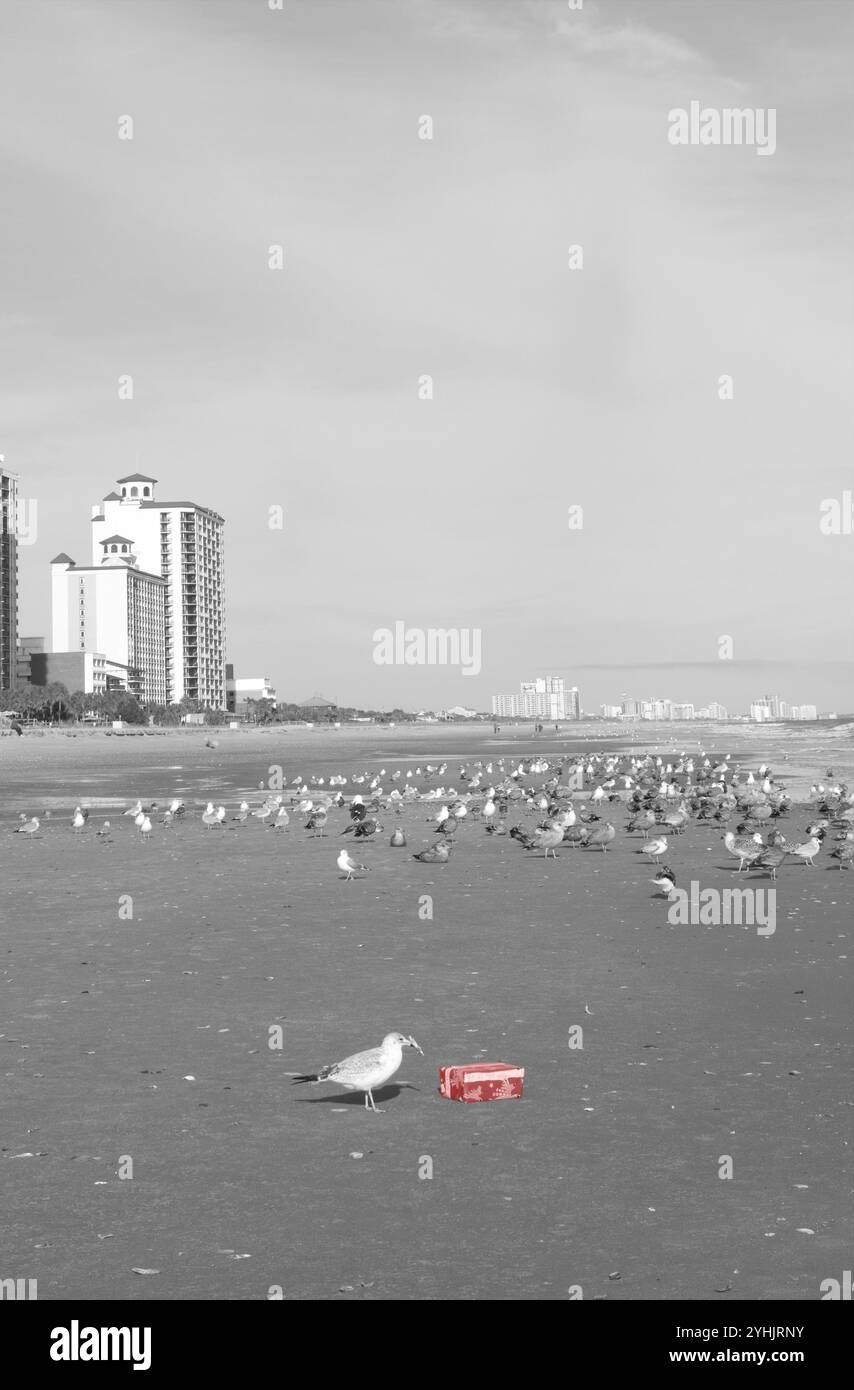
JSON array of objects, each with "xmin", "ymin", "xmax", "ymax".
[{"xmin": 439, "ymin": 1062, "xmax": 524, "ymax": 1103}]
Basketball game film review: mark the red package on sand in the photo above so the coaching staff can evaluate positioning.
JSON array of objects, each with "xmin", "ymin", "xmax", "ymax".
[{"xmin": 439, "ymin": 1062, "xmax": 524, "ymax": 1102}]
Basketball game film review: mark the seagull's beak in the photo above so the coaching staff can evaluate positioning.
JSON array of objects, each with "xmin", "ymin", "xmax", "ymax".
[{"xmin": 408, "ymin": 1037, "xmax": 424, "ymax": 1055}]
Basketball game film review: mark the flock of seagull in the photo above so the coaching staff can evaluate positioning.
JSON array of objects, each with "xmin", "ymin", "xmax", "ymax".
[
  {"xmin": 9, "ymin": 748, "xmax": 852, "ymax": 1112},
  {"xmin": 10, "ymin": 752, "xmax": 854, "ymax": 885}
]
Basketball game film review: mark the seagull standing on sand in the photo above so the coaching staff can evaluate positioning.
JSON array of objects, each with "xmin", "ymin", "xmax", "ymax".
[
  {"xmin": 651, "ymin": 868, "xmax": 677, "ymax": 898},
  {"xmin": 292, "ymin": 1032, "xmax": 423, "ymax": 1112},
  {"xmin": 511, "ymin": 821, "xmax": 563, "ymax": 860},
  {"xmin": 723, "ymin": 830, "xmax": 764, "ymax": 872},
  {"xmin": 337, "ymin": 849, "xmax": 369, "ymax": 880},
  {"xmin": 586, "ymin": 822, "xmax": 616, "ymax": 853},
  {"xmin": 14, "ymin": 817, "xmax": 40, "ymax": 837},
  {"xmin": 304, "ymin": 807, "xmax": 327, "ymax": 837},
  {"xmin": 786, "ymin": 836, "xmax": 821, "ymax": 867},
  {"xmin": 640, "ymin": 836, "xmax": 668, "ymax": 863}
]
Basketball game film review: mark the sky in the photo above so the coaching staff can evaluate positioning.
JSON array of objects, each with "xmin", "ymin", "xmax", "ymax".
[{"xmin": 2, "ymin": 0, "xmax": 852, "ymax": 713}]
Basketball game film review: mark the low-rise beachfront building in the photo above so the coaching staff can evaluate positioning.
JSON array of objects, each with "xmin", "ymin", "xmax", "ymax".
[
  {"xmin": 225, "ymin": 666, "xmax": 276, "ymax": 714},
  {"xmin": 30, "ymin": 649, "xmax": 131, "ymax": 695}
]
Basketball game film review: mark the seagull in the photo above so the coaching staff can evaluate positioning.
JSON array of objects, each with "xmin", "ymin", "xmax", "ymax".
[
  {"xmin": 830, "ymin": 841, "xmax": 854, "ymax": 870},
  {"xmin": 71, "ymin": 807, "xmax": 87, "ymax": 834},
  {"xmin": 337, "ymin": 849, "xmax": 369, "ymax": 880},
  {"xmin": 389, "ymin": 828, "xmax": 407, "ymax": 847},
  {"xmin": 271, "ymin": 807, "xmax": 290, "ymax": 832},
  {"xmin": 750, "ymin": 845, "xmax": 787, "ymax": 881},
  {"xmin": 14, "ymin": 816, "xmax": 40, "ymax": 836},
  {"xmin": 138, "ymin": 815, "xmax": 153, "ymax": 842},
  {"xmin": 627, "ymin": 809, "xmax": 657, "ymax": 838},
  {"xmin": 202, "ymin": 805, "xmax": 223, "ymax": 829},
  {"xmin": 640, "ymin": 836, "xmax": 668, "ymax": 863},
  {"xmin": 96, "ymin": 820, "xmax": 112, "ymax": 840},
  {"xmin": 786, "ymin": 836, "xmax": 821, "ymax": 867},
  {"xmin": 651, "ymin": 868, "xmax": 677, "ymax": 898},
  {"xmin": 586, "ymin": 822, "xmax": 616, "ymax": 853},
  {"xmin": 723, "ymin": 830, "xmax": 764, "ymax": 872},
  {"xmin": 232, "ymin": 801, "xmax": 250, "ymax": 823},
  {"xmin": 511, "ymin": 821, "xmax": 563, "ymax": 859},
  {"xmin": 413, "ymin": 841, "xmax": 451, "ymax": 864},
  {"xmin": 123, "ymin": 800, "xmax": 144, "ymax": 818},
  {"xmin": 562, "ymin": 825, "xmax": 590, "ymax": 847},
  {"xmin": 304, "ymin": 807, "xmax": 327, "ymax": 837},
  {"xmin": 292, "ymin": 1032, "xmax": 423, "ymax": 1112}
]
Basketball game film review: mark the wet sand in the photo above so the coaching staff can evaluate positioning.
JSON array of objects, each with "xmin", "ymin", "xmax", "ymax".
[{"xmin": 1, "ymin": 723, "xmax": 851, "ymax": 1300}]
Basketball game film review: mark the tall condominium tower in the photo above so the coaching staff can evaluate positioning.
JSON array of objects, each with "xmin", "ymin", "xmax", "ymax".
[
  {"xmin": 89, "ymin": 475, "xmax": 226, "ymax": 707},
  {"xmin": 0, "ymin": 465, "xmax": 19, "ymax": 691}
]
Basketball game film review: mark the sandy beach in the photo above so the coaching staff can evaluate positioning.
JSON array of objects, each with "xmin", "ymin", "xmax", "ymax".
[{"xmin": 1, "ymin": 722, "xmax": 851, "ymax": 1300}]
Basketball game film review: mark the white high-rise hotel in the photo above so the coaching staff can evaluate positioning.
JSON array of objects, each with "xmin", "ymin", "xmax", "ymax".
[
  {"xmin": 51, "ymin": 473, "xmax": 226, "ymax": 707},
  {"xmin": 492, "ymin": 677, "xmax": 581, "ymax": 720}
]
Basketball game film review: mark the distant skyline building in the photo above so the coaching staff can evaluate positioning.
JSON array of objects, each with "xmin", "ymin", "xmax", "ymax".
[
  {"xmin": 750, "ymin": 695, "xmax": 817, "ymax": 722},
  {"xmin": 697, "ymin": 701, "xmax": 728, "ymax": 721},
  {"xmin": 0, "ymin": 465, "xmax": 18, "ymax": 691},
  {"xmin": 492, "ymin": 676, "xmax": 581, "ymax": 721}
]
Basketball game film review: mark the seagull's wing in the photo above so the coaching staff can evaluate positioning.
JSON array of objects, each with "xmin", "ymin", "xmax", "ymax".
[{"xmin": 328, "ymin": 1044, "xmax": 385, "ymax": 1081}]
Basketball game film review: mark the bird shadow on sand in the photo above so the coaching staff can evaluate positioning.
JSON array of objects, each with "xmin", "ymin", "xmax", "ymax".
[{"xmin": 293, "ymin": 1082, "xmax": 421, "ymax": 1106}]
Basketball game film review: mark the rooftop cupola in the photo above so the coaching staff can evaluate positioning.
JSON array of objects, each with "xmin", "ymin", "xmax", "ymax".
[
  {"xmin": 116, "ymin": 473, "xmax": 157, "ymax": 502},
  {"xmin": 100, "ymin": 535, "xmax": 138, "ymax": 566}
]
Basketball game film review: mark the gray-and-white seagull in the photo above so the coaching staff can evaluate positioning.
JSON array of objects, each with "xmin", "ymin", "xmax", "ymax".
[{"xmin": 292, "ymin": 1031, "xmax": 423, "ymax": 1112}]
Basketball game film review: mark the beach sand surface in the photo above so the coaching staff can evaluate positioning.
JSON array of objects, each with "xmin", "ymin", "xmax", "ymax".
[{"xmin": 1, "ymin": 723, "xmax": 851, "ymax": 1299}]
